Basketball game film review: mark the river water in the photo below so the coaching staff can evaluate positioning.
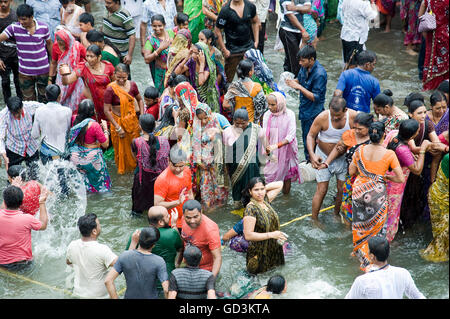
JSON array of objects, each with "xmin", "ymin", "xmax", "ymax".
[{"xmin": 0, "ymin": 1, "xmax": 448, "ymax": 299}]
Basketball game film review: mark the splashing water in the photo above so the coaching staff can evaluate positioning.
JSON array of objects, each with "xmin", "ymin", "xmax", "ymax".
[{"xmin": 32, "ymin": 160, "xmax": 87, "ymax": 259}]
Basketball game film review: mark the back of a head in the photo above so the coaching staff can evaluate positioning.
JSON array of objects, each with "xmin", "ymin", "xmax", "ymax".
[
  {"xmin": 183, "ymin": 244, "xmax": 202, "ymax": 267},
  {"xmin": 236, "ymin": 59, "xmax": 253, "ymax": 80},
  {"xmin": 329, "ymin": 96, "xmax": 347, "ymax": 113},
  {"xmin": 74, "ymin": 99, "xmax": 95, "ymax": 124},
  {"xmin": 7, "ymin": 165, "xmax": 27, "ymax": 180},
  {"xmin": 147, "ymin": 206, "xmax": 166, "ymax": 226},
  {"xmin": 403, "ymin": 92, "xmax": 425, "ymax": 108},
  {"xmin": 86, "ymin": 29, "xmax": 104, "ymax": 43},
  {"xmin": 139, "ymin": 114, "xmax": 156, "ymax": 134},
  {"xmin": 357, "ymin": 50, "xmax": 377, "ymax": 66},
  {"xmin": 398, "ymin": 119, "xmax": 420, "ymax": 142},
  {"xmin": 373, "ymin": 89, "xmax": 394, "ymax": 108},
  {"xmin": 354, "ymin": 112, "xmax": 374, "ymax": 128},
  {"xmin": 266, "ymin": 275, "xmax": 286, "ymax": 294},
  {"xmin": 77, "ymin": 213, "xmax": 98, "ymax": 237},
  {"xmin": 2, "ymin": 185, "xmax": 24, "ymax": 210},
  {"xmin": 368, "ymin": 121, "xmax": 385, "ymax": 144},
  {"xmin": 430, "ymin": 90, "xmax": 445, "ymax": 107},
  {"xmin": 139, "ymin": 226, "xmax": 160, "ymax": 250},
  {"xmin": 6, "ymin": 96, "xmax": 23, "ymax": 114},
  {"xmin": 45, "ymin": 84, "xmax": 61, "ymax": 102},
  {"xmin": 437, "ymin": 80, "xmax": 449, "ymax": 95},
  {"xmin": 368, "ymin": 236, "xmax": 390, "ymax": 262},
  {"xmin": 144, "ymin": 86, "xmax": 159, "ymax": 100},
  {"xmin": 182, "ymin": 199, "xmax": 202, "ymax": 214},
  {"xmin": 176, "ymin": 12, "xmax": 189, "ymax": 25}
]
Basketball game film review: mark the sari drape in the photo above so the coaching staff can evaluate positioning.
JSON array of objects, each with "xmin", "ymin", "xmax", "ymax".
[{"xmin": 108, "ymin": 82, "xmax": 141, "ymax": 174}]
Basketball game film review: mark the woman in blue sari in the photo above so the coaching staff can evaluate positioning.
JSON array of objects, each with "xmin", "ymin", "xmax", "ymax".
[{"xmin": 68, "ymin": 99, "xmax": 111, "ymax": 193}]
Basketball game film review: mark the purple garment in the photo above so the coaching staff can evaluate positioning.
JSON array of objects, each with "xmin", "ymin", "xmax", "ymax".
[
  {"xmin": 427, "ymin": 109, "xmax": 449, "ymax": 136},
  {"xmin": 3, "ymin": 20, "xmax": 50, "ymax": 76},
  {"xmin": 395, "ymin": 144, "xmax": 415, "ymax": 168}
]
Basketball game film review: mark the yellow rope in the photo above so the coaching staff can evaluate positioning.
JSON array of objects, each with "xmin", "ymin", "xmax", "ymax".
[{"xmin": 280, "ymin": 205, "xmax": 335, "ymax": 228}]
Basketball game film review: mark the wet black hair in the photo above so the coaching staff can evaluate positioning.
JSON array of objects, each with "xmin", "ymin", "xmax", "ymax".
[
  {"xmin": 368, "ymin": 235, "xmax": 390, "ymax": 262},
  {"xmin": 6, "ymin": 96, "xmax": 23, "ymax": 114},
  {"xmin": 297, "ymin": 44, "xmax": 316, "ymax": 61},
  {"xmin": 387, "ymin": 119, "xmax": 419, "ymax": 151},
  {"xmin": 241, "ymin": 176, "xmax": 266, "ymax": 207},
  {"xmin": 329, "ymin": 96, "xmax": 347, "ymax": 113},
  {"xmin": 86, "ymin": 44, "xmax": 102, "ymax": 57},
  {"xmin": 167, "ymin": 72, "xmax": 188, "ymax": 88},
  {"xmin": 266, "ymin": 275, "xmax": 286, "ymax": 294},
  {"xmin": 139, "ymin": 114, "xmax": 158, "ymax": 167},
  {"xmin": 403, "ymin": 92, "xmax": 425, "ymax": 107},
  {"xmin": 357, "ymin": 50, "xmax": 377, "ymax": 66},
  {"xmin": 16, "ymin": 4, "xmax": 33, "ymax": 18},
  {"xmin": 373, "ymin": 89, "xmax": 394, "ymax": 108},
  {"xmin": 151, "ymin": 14, "xmax": 166, "ymax": 25},
  {"xmin": 199, "ymin": 28, "xmax": 216, "ymax": 46},
  {"xmin": 176, "ymin": 12, "xmax": 189, "ymax": 25},
  {"xmin": 430, "ymin": 90, "xmax": 445, "ymax": 107},
  {"xmin": 354, "ymin": 112, "xmax": 374, "ymax": 128},
  {"xmin": 73, "ymin": 99, "xmax": 96, "ymax": 145},
  {"xmin": 182, "ymin": 199, "xmax": 202, "ymax": 213},
  {"xmin": 77, "ymin": 213, "xmax": 98, "ymax": 237},
  {"xmin": 408, "ymin": 99, "xmax": 426, "ymax": 114},
  {"xmin": 79, "ymin": 12, "xmax": 95, "ymax": 26},
  {"xmin": 236, "ymin": 59, "xmax": 253, "ymax": 80},
  {"xmin": 183, "ymin": 244, "xmax": 203, "ymax": 267},
  {"xmin": 233, "ymin": 107, "xmax": 249, "ymax": 121},
  {"xmin": 368, "ymin": 121, "xmax": 385, "ymax": 144},
  {"xmin": 2, "ymin": 185, "xmax": 24, "ymax": 210},
  {"xmin": 45, "ymin": 84, "xmax": 61, "ymax": 102},
  {"xmin": 86, "ymin": 30, "xmax": 122, "ymax": 62},
  {"xmin": 144, "ymin": 86, "xmax": 159, "ymax": 100},
  {"xmin": 7, "ymin": 165, "xmax": 27, "ymax": 180},
  {"xmin": 155, "ymin": 104, "xmax": 175, "ymax": 132},
  {"xmin": 139, "ymin": 226, "xmax": 160, "ymax": 250}
]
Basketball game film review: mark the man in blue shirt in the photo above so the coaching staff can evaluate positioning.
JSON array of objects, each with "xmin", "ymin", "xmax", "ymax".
[
  {"xmin": 334, "ymin": 50, "xmax": 380, "ymax": 114},
  {"xmin": 286, "ymin": 45, "xmax": 327, "ymax": 161}
]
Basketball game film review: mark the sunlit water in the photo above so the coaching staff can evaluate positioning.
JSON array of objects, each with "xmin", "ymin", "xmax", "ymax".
[{"xmin": 0, "ymin": 1, "xmax": 447, "ymax": 299}]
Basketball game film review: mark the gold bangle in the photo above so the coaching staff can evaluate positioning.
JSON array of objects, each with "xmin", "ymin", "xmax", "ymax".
[{"xmin": 419, "ymin": 151, "xmax": 426, "ymax": 154}]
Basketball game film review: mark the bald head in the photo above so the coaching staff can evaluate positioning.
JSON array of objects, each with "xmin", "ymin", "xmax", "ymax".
[{"xmin": 147, "ymin": 206, "xmax": 169, "ymax": 228}]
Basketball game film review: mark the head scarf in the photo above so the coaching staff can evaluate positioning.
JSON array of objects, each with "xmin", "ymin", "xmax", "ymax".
[
  {"xmin": 265, "ymin": 92, "xmax": 288, "ymax": 141},
  {"xmin": 165, "ymin": 29, "xmax": 192, "ymax": 84},
  {"xmin": 244, "ymin": 49, "xmax": 279, "ymax": 93},
  {"xmin": 175, "ymin": 81, "xmax": 198, "ymax": 121}
]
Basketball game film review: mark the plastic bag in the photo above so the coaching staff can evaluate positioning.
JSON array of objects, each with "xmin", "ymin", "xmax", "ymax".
[
  {"xmin": 299, "ymin": 161, "xmax": 317, "ymax": 182},
  {"xmin": 369, "ymin": 3, "xmax": 380, "ymax": 29},
  {"xmin": 277, "ymin": 71, "xmax": 297, "ymax": 95}
]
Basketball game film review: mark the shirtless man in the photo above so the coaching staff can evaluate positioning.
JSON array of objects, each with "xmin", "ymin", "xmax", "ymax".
[{"xmin": 306, "ymin": 96, "xmax": 357, "ymax": 221}]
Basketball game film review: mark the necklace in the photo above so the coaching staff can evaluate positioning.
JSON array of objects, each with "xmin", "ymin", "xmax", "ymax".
[{"xmin": 370, "ymin": 263, "xmax": 389, "ymax": 272}]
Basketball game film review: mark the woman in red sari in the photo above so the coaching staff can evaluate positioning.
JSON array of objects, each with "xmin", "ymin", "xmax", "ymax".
[
  {"xmin": 60, "ymin": 44, "xmax": 115, "ymax": 123},
  {"xmin": 419, "ymin": 0, "xmax": 449, "ymax": 91}
]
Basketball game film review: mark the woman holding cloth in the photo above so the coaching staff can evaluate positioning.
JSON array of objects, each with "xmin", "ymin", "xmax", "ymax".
[
  {"xmin": 349, "ymin": 121, "xmax": 405, "ymax": 272},
  {"xmin": 104, "ymin": 63, "xmax": 143, "ymax": 175},
  {"xmin": 262, "ymin": 92, "xmax": 302, "ymax": 195}
]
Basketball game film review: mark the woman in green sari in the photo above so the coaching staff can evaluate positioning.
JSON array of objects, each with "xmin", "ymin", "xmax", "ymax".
[
  {"xmin": 242, "ymin": 177, "xmax": 287, "ymax": 275},
  {"xmin": 184, "ymin": 0, "xmax": 205, "ymax": 43},
  {"xmin": 143, "ymin": 15, "xmax": 175, "ymax": 94},
  {"xmin": 223, "ymin": 108, "xmax": 267, "ymax": 208},
  {"xmin": 86, "ymin": 29, "xmax": 121, "ymax": 67}
]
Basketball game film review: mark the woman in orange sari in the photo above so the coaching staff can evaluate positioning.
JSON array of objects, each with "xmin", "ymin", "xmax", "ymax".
[
  {"xmin": 104, "ymin": 63, "xmax": 144, "ymax": 174},
  {"xmin": 348, "ymin": 121, "xmax": 405, "ymax": 272}
]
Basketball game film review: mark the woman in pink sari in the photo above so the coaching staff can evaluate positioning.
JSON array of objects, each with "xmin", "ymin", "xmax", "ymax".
[
  {"xmin": 262, "ymin": 92, "xmax": 302, "ymax": 194},
  {"xmin": 50, "ymin": 27, "xmax": 85, "ymax": 113},
  {"xmin": 384, "ymin": 119, "xmax": 431, "ymax": 242}
]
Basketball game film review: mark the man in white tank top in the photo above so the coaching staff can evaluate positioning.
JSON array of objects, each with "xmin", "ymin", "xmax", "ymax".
[{"xmin": 306, "ymin": 96, "xmax": 357, "ymax": 222}]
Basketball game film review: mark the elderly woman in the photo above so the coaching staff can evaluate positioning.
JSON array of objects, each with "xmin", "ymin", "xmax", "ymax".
[
  {"xmin": 242, "ymin": 177, "xmax": 287, "ymax": 275},
  {"xmin": 262, "ymin": 92, "xmax": 302, "ymax": 195},
  {"xmin": 192, "ymin": 103, "xmax": 228, "ymax": 211},
  {"xmin": 223, "ymin": 108, "xmax": 267, "ymax": 208}
]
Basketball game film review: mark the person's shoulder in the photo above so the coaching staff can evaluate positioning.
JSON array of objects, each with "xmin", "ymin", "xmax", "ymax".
[{"xmin": 118, "ymin": 7, "xmax": 133, "ymax": 18}]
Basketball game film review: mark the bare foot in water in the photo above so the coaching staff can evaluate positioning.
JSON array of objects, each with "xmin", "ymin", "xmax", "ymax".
[{"xmin": 406, "ymin": 48, "xmax": 418, "ymax": 56}]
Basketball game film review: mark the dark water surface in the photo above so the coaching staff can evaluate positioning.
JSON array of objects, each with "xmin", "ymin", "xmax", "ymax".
[{"xmin": 0, "ymin": 1, "xmax": 447, "ymax": 299}]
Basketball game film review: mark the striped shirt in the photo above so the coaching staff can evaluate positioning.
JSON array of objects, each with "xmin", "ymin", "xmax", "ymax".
[
  {"xmin": 169, "ymin": 266, "xmax": 216, "ymax": 299},
  {"xmin": 102, "ymin": 7, "xmax": 136, "ymax": 56},
  {"xmin": 2, "ymin": 20, "xmax": 50, "ymax": 76},
  {"xmin": 0, "ymin": 101, "xmax": 44, "ymax": 157}
]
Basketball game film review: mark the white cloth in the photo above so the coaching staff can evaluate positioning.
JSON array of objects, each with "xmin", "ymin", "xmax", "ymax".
[
  {"xmin": 248, "ymin": 0, "xmax": 271, "ymax": 23},
  {"xmin": 141, "ymin": 0, "xmax": 177, "ymax": 38},
  {"xmin": 66, "ymin": 239, "xmax": 117, "ymax": 299},
  {"xmin": 340, "ymin": 0, "xmax": 378, "ymax": 44},
  {"xmin": 345, "ymin": 265, "xmax": 426, "ymax": 299},
  {"xmin": 122, "ymin": 0, "xmax": 144, "ymax": 38},
  {"xmin": 31, "ymin": 102, "xmax": 72, "ymax": 154}
]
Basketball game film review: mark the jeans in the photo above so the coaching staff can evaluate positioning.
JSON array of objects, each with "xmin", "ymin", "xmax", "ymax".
[{"xmin": 300, "ymin": 117, "xmax": 315, "ymax": 161}]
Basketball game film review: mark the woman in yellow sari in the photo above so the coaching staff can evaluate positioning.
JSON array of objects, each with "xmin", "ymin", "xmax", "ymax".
[
  {"xmin": 164, "ymin": 29, "xmax": 192, "ymax": 87},
  {"xmin": 104, "ymin": 63, "xmax": 144, "ymax": 174}
]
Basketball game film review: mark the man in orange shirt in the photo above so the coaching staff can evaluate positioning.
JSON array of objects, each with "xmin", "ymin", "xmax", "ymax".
[
  {"xmin": 179, "ymin": 199, "xmax": 222, "ymax": 278},
  {"xmin": 154, "ymin": 146, "xmax": 194, "ymax": 231}
]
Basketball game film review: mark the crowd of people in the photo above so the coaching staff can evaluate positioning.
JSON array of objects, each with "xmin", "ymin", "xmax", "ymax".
[{"xmin": 0, "ymin": 0, "xmax": 448, "ymax": 299}]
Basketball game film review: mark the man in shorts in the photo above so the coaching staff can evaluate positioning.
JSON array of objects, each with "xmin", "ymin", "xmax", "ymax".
[{"xmin": 306, "ymin": 96, "xmax": 357, "ymax": 222}]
